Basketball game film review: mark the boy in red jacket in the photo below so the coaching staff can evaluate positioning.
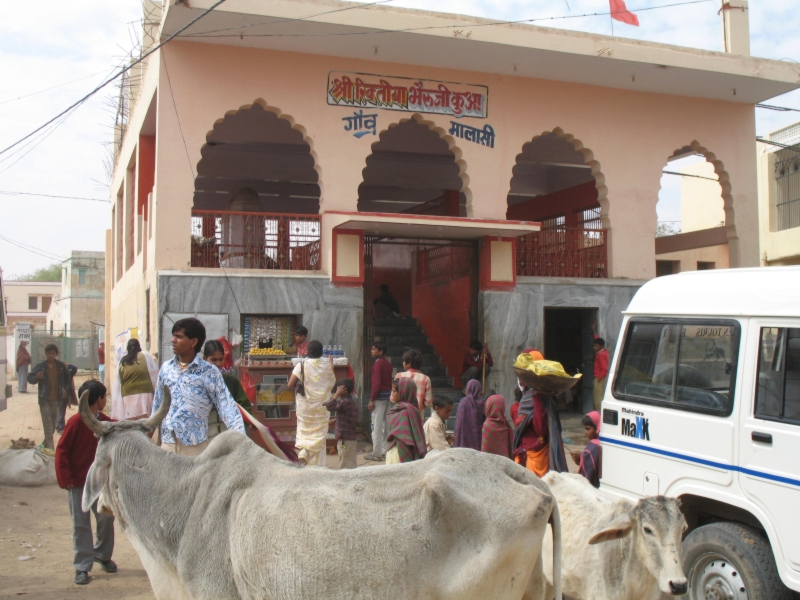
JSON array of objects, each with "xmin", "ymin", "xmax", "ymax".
[{"xmin": 56, "ymin": 380, "xmax": 117, "ymax": 586}]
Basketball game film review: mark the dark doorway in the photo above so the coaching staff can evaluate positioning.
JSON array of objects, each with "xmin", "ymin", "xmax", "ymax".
[
  {"xmin": 544, "ymin": 307, "xmax": 597, "ymax": 413},
  {"xmin": 363, "ymin": 237, "xmax": 479, "ymax": 417}
]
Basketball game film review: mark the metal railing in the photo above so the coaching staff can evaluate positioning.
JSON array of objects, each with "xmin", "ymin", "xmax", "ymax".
[
  {"xmin": 190, "ymin": 210, "xmax": 321, "ymax": 271},
  {"xmin": 516, "ymin": 228, "xmax": 607, "ymax": 278},
  {"xmin": 775, "ymin": 154, "xmax": 800, "ymax": 231},
  {"xmin": 416, "ymin": 242, "xmax": 474, "ymax": 285}
]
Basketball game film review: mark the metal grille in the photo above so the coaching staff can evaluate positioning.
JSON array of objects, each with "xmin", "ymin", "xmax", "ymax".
[
  {"xmin": 362, "ymin": 238, "xmax": 376, "ymax": 411},
  {"xmin": 776, "ymin": 154, "xmax": 800, "ymax": 231},
  {"xmin": 542, "ymin": 215, "xmax": 566, "ymax": 229},
  {"xmin": 517, "ymin": 228, "xmax": 607, "ymax": 278},
  {"xmin": 190, "ymin": 210, "xmax": 321, "ymax": 270},
  {"xmin": 578, "ymin": 206, "xmax": 602, "ymax": 230},
  {"xmin": 416, "ymin": 243, "xmax": 474, "ymax": 285}
]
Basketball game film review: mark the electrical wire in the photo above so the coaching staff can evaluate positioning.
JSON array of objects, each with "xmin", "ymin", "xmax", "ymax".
[
  {"xmin": 0, "ymin": 191, "xmax": 110, "ymax": 203},
  {"xmin": 161, "ymin": 51, "xmax": 196, "ymax": 180},
  {"xmin": 185, "ymin": 0, "xmax": 715, "ymax": 40},
  {"xmin": 0, "ymin": 233, "xmax": 64, "ymax": 262},
  {"xmin": 0, "ymin": 0, "xmax": 230, "ymax": 160},
  {"xmin": 182, "ymin": 0, "xmax": 398, "ymax": 37},
  {"xmin": 662, "ymin": 170, "xmax": 718, "ymax": 181},
  {"xmin": 757, "ymin": 104, "xmax": 800, "ymax": 113},
  {"xmin": 0, "ymin": 69, "xmax": 115, "ymax": 107}
]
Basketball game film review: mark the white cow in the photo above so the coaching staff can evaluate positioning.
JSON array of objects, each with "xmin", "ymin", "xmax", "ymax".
[
  {"xmin": 80, "ymin": 393, "xmax": 562, "ymax": 600},
  {"xmin": 541, "ymin": 472, "xmax": 687, "ymax": 600}
]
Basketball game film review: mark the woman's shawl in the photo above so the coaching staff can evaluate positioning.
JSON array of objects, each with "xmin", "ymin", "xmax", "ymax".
[
  {"xmin": 387, "ymin": 379, "xmax": 426, "ymax": 462},
  {"xmin": 111, "ymin": 351, "xmax": 159, "ymax": 420},
  {"xmin": 481, "ymin": 395, "xmax": 513, "ymax": 458},
  {"xmin": 453, "ymin": 379, "xmax": 486, "ymax": 451}
]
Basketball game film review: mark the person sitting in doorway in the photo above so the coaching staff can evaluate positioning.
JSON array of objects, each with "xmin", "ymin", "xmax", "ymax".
[
  {"xmin": 373, "ymin": 284, "xmax": 400, "ymax": 318},
  {"xmin": 461, "ymin": 341, "xmax": 493, "ymax": 387}
]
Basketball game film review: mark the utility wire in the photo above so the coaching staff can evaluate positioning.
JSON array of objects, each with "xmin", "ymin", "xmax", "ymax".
[
  {"xmin": 186, "ymin": 0, "xmax": 714, "ymax": 39},
  {"xmin": 757, "ymin": 137, "xmax": 800, "ymax": 153},
  {"xmin": 183, "ymin": 0, "xmax": 398, "ymax": 37},
  {"xmin": 0, "ymin": 191, "xmax": 110, "ymax": 203},
  {"xmin": 161, "ymin": 52, "xmax": 195, "ymax": 180},
  {"xmin": 662, "ymin": 170, "xmax": 718, "ymax": 181},
  {"xmin": 757, "ymin": 103, "xmax": 800, "ymax": 113},
  {"xmin": 0, "ymin": 234, "xmax": 64, "ymax": 262},
  {"xmin": 0, "ymin": 69, "xmax": 115, "ymax": 107},
  {"xmin": 0, "ymin": 0, "xmax": 230, "ymax": 160}
]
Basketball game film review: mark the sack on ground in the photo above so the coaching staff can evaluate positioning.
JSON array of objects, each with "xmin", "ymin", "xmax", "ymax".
[{"xmin": 0, "ymin": 449, "xmax": 58, "ymax": 487}]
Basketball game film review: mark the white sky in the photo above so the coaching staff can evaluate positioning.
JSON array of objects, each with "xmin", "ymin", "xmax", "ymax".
[{"xmin": 1, "ymin": 0, "xmax": 799, "ymax": 276}]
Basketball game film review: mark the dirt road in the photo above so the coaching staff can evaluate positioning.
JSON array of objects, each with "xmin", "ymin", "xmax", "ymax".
[
  {"xmin": 0, "ymin": 378, "xmax": 587, "ymax": 599},
  {"xmin": 0, "ymin": 381, "xmax": 154, "ymax": 599}
]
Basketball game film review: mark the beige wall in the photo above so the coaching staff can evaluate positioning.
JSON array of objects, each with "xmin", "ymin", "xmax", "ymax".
[
  {"xmin": 681, "ymin": 161, "xmax": 726, "ymax": 233},
  {"xmin": 758, "ymin": 143, "xmax": 800, "ymax": 264},
  {"xmin": 656, "ymin": 244, "xmax": 730, "ymax": 272},
  {"xmin": 109, "ymin": 40, "xmax": 763, "ymax": 356}
]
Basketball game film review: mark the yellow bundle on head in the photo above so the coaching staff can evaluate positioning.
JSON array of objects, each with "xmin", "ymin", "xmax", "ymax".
[{"xmin": 513, "ymin": 354, "xmax": 575, "ymax": 379}]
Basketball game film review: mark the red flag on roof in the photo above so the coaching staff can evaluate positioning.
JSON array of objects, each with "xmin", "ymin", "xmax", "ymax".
[{"xmin": 610, "ymin": 0, "xmax": 640, "ymax": 26}]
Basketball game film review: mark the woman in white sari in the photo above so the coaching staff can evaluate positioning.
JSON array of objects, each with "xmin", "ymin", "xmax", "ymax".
[
  {"xmin": 112, "ymin": 339, "xmax": 159, "ymax": 420},
  {"xmin": 287, "ymin": 340, "xmax": 335, "ymax": 466}
]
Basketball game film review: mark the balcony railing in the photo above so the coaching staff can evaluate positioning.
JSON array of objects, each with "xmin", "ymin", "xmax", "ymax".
[
  {"xmin": 190, "ymin": 210, "xmax": 321, "ymax": 271},
  {"xmin": 516, "ymin": 228, "xmax": 607, "ymax": 278},
  {"xmin": 777, "ymin": 198, "xmax": 800, "ymax": 231}
]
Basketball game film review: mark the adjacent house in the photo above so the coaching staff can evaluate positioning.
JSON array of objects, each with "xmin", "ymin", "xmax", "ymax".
[{"xmin": 758, "ymin": 120, "xmax": 800, "ymax": 266}]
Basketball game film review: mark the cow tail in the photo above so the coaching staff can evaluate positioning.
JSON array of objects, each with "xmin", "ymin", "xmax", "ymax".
[{"xmin": 549, "ymin": 498, "xmax": 562, "ymax": 600}]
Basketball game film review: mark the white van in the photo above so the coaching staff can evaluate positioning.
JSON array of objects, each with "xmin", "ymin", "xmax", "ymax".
[{"xmin": 600, "ymin": 267, "xmax": 800, "ymax": 600}]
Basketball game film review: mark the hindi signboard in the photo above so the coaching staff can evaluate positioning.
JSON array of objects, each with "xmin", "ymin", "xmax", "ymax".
[{"xmin": 327, "ymin": 72, "xmax": 488, "ymax": 119}]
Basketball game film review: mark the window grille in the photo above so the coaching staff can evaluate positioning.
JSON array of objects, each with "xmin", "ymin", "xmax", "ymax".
[{"xmin": 78, "ymin": 268, "xmax": 86, "ymax": 285}]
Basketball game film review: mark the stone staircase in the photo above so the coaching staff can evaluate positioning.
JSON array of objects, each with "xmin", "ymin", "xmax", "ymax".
[{"xmin": 373, "ymin": 317, "xmax": 463, "ymax": 429}]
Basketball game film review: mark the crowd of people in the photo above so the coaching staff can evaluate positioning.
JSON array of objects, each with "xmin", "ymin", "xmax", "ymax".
[{"xmin": 22, "ymin": 313, "xmax": 604, "ymax": 586}]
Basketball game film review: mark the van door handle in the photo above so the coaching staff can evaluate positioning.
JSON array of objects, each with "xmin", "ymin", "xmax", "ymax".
[{"xmin": 752, "ymin": 432, "xmax": 773, "ymax": 444}]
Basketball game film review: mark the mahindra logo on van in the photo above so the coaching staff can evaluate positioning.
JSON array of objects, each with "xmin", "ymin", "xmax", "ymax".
[{"xmin": 621, "ymin": 416, "xmax": 650, "ymax": 441}]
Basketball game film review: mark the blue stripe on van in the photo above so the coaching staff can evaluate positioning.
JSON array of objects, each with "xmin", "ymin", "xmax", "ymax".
[{"xmin": 599, "ymin": 435, "xmax": 800, "ymax": 488}]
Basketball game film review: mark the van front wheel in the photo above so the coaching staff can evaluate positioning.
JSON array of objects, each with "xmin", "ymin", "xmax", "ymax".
[{"xmin": 682, "ymin": 522, "xmax": 790, "ymax": 600}]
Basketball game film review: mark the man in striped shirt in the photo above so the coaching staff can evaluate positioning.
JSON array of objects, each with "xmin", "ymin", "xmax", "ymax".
[{"xmin": 396, "ymin": 350, "xmax": 433, "ymax": 414}]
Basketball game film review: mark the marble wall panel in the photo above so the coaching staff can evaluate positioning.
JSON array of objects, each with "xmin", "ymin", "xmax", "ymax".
[
  {"xmin": 482, "ymin": 279, "xmax": 642, "ymax": 401},
  {"xmin": 158, "ymin": 274, "xmax": 364, "ymax": 390}
]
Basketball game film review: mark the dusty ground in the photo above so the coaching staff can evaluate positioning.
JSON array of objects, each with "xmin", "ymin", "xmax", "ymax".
[{"xmin": 0, "ymin": 377, "xmax": 585, "ymax": 599}]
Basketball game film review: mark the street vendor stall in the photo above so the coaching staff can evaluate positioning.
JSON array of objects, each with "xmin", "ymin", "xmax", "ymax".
[{"xmin": 240, "ymin": 322, "xmax": 352, "ymax": 450}]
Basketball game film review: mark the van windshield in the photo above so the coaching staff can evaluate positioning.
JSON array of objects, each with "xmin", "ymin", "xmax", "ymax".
[{"xmin": 613, "ymin": 319, "xmax": 739, "ymax": 416}]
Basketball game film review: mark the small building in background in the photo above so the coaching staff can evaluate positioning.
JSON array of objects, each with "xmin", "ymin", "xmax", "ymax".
[
  {"xmin": 758, "ymin": 121, "xmax": 800, "ymax": 266},
  {"xmin": 46, "ymin": 251, "xmax": 106, "ymax": 335},
  {"xmin": 3, "ymin": 279, "xmax": 60, "ymax": 380}
]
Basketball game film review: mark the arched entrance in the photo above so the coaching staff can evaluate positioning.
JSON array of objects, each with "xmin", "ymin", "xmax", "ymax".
[
  {"xmin": 358, "ymin": 117, "xmax": 465, "ymax": 216},
  {"xmin": 191, "ymin": 102, "xmax": 320, "ymax": 270},
  {"xmin": 507, "ymin": 130, "xmax": 606, "ymax": 279},
  {"xmin": 655, "ymin": 143, "xmax": 732, "ymax": 275}
]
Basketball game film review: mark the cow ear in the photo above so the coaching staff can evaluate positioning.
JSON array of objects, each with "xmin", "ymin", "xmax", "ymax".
[
  {"xmin": 588, "ymin": 513, "xmax": 634, "ymax": 545},
  {"xmin": 82, "ymin": 458, "xmax": 110, "ymax": 512}
]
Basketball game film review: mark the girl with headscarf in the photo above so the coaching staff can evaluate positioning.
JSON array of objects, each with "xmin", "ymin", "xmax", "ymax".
[
  {"xmin": 571, "ymin": 411, "xmax": 602, "ymax": 488},
  {"xmin": 112, "ymin": 338, "xmax": 159, "ymax": 420},
  {"xmin": 453, "ymin": 379, "xmax": 486, "ymax": 451},
  {"xmin": 16, "ymin": 341, "xmax": 31, "ymax": 393},
  {"xmin": 481, "ymin": 395, "xmax": 513, "ymax": 459},
  {"xmin": 386, "ymin": 378, "xmax": 427, "ymax": 464}
]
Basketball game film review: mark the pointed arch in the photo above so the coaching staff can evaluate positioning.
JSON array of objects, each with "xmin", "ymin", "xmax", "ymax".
[{"xmin": 359, "ymin": 113, "xmax": 473, "ymax": 216}]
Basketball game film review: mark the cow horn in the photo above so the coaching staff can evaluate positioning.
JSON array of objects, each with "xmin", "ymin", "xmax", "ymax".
[
  {"xmin": 79, "ymin": 390, "xmax": 108, "ymax": 435},
  {"xmin": 143, "ymin": 386, "xmax": 171, "ymax": 432}
]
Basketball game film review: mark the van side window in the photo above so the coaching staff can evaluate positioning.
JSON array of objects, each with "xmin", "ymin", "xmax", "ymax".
[
  {"xmin": 613, "ymin": 319, "xmax": 738, "ymax": 416},
  {"xmin": 756, "ymin": 328, "xmax": 800, "ymax": 423}
]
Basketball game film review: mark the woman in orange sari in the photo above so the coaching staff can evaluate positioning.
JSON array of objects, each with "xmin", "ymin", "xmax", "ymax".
[{"xmin": 512, "ymin": 385, "xmax": 550, "ymax": 476}]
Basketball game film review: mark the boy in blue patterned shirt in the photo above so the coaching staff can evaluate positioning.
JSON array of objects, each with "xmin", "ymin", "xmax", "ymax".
[{"xmin": 151, "ymin": 318, "xmax": 245, "ymax": 456}]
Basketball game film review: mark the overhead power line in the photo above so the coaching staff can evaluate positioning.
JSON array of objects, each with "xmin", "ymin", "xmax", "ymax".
[
  {"xmin": 757, "ymin": 103, "xmax": 800, "ymax": 113},
  {"xmin": 0, "ymin": 233, "xmax": 64, "ymax": 262},
  {"xmin": 0, "ymin": 0, "xmax": 230, "ymax": 161},
  {"xmin": 0, "ymin": 191, "xmax": 110, "ymax": 203},
  {"xmin": 662, "ymin": 170, "xmax": 718, "ymax": 181},
  {"xmin": 184, "ymin": 0, "xmax": 714, "ymax": 40},
  {"xmin": 0, "ymin": 69, "xmax": 114, "ymax": 106}
]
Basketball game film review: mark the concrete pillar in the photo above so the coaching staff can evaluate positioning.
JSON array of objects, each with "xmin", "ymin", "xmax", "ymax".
[{"xmin": 721, "ymin": 0, "xmax": 750, "ymax": 56}]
